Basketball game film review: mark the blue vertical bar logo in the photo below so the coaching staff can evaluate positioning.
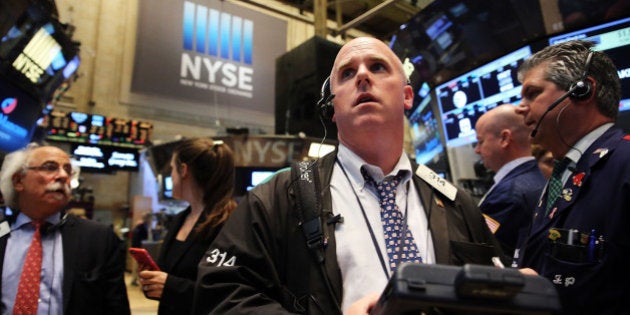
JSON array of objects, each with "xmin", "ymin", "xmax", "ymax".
[{"xmin": 182, "ymin": 1, "xmax": 253, "ymax": 65}]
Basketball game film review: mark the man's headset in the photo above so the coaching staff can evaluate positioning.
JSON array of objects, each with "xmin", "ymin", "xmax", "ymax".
[
  {"xmin": 317, "ymin": 76, "xmax": 335, "ymax": 121},
  {"xmin": 530, "ymin": 51, "xmax": 594, "ymax": 137}
]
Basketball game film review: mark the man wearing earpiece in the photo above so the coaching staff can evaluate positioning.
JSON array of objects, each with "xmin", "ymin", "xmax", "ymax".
[
  {"xmin": 0, "ymin": 143, "xmax": 130, "ymax": 314},
  {"xmin": 194, "ymin": 37, "xmax": 502, "ymax": 314},
  {"xmin": 515, "ymin": 39, "xmax": 630, "ymax": 314}
]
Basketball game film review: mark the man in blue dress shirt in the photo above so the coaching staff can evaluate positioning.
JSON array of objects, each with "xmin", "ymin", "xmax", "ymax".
[{"xmin": 0, "ymin": 143, "xmax": 130, "ymax": 314}]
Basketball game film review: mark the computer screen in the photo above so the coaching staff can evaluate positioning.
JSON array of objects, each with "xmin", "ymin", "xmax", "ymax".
[
  {"xmin": 407, "ymin": 86, "xmax": 449, "ymax": 176},
  {"xmin": 70, "ymin": 143, "xmax": 140, "ymax": 173},
  {"xmin": 435, "ymin": 45, "xmax": 532, "ymax": 148},
  {"xmin": 390, "ymin": 0, "xmax": 544, "ymax": 92},
  {"xmin": 162, "ymin": 175, "xmax": 173, "ymax": 199},
  {"xmin": 545, "ymin": 16, "xmax": 630, "ymax": 112},
  {"xmin": 234, "ymin": 167, "xmax": 278, "ymax": 196}
]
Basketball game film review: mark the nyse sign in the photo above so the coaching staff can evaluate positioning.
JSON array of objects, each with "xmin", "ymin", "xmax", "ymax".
[{"xmin": 225, "ymin": 136, "xmax": 306, "ymax": 167}]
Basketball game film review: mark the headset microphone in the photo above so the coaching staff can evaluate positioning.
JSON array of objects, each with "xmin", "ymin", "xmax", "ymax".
[
  {"xmin": 530, "ymin": 87, "xmax": 576, "ymax": 137},
  {"xmin": 530, "ymin": 50, "xmax": 594, "ymax": 138}
]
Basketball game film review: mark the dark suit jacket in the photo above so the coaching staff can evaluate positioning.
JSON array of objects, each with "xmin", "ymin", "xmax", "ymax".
[
  {"xmin": 0, "ymin": 214, "xmax": 130, "ymax": 315},
  {"xmin": 519, "ymin": 127, "xmax": 630, "ymax": 314},
  {"xmin": 479, "ymin": 159, "xmax": 546, "ymax": 256},
  {"xmin": 156, "ymin": 207, "xmax": 218, "ymax": 315},
  {"xmin": 194, "ymin": 152, "xmax": 502, "ymax": 314}
]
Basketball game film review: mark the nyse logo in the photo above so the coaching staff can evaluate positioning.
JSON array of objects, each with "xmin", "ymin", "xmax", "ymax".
[
  {"xmin": 180, "ymin": 1, "xmax": 253, "ymax": 98},
  {"xmin": 12, "ymin": 27, "xmax": 61, "ymax": 83}
]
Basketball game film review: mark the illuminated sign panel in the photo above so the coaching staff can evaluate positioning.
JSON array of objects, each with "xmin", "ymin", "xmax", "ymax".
[
  {"xmin": 71, "ymin": 143, "xmax": 140, "ymax": 173},
  {"xmin": 12, "ymin": 27, "xmax": 62, "ymax": 83},
  {"xmin": 131, "ymin": 0, "xmax": 287, "ymax": 115}
]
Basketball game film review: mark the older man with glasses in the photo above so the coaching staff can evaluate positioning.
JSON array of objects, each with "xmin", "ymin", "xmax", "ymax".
[{"xmin": 0, "ymin": 143, "xmax": 130, "ymax": 315}]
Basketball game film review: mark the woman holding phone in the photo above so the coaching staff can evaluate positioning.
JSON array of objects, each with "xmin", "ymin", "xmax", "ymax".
[{"xmin": 138, "ymin": 137, "xmax": 237, "ymax": 315}]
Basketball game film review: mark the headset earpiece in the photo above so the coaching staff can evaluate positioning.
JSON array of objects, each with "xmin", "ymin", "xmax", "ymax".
[
  {"xmin": 569, "ymin": 79, "xmax": 592, "ymax": 100},
  {"xmin": 569, "ymin": 51, "xmax": 594, "ymax": 100},
  {"xmin": 317, "ymin": 76, "xmax": 335, "ymax": 121}
]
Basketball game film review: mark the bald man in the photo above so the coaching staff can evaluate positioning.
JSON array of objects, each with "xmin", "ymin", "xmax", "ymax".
[
  {"xmin": 475, "ymin": 104, "xmax": 546, "ymax": 257},
  {"xmin": 194, "ymin": 37, "xmax": 502, "ymax": 315}
]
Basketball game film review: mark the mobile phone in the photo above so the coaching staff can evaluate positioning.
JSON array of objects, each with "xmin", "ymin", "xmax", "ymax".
[{"xmin": 129, "ymin": 247, "xmax": 160, "ymax": 271}]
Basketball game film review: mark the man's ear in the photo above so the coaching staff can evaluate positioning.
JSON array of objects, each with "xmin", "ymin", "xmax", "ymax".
[
  {"xmin": 403, "ymin": 84, "xmax": 413, "ymax": 110},
  {"xmin": 499, "ymin": 129, "xmax": 511, "ymax": 147},
  {"xmin": 12, "ymin": 172, "xmax": 24, "ymax": 192}
]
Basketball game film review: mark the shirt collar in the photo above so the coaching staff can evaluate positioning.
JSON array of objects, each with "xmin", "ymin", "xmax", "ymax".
[
  {"xmin": 493, "ymin": 156, "xmax": 535, "ymax": 184},
  {"xmin": 565, "ymin": 123, "xmax": 614, "ymax": 164},
  {"xmin": 13, "ymin": 211, "xmax": 62, "ymax": 231},
  {"xmin": 337, "ymin": 143, "xmax": 412, "ymax": 188}
]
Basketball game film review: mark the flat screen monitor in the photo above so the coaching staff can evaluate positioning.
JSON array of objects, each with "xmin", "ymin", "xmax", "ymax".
[
  {"xmin": 435, "ymin": 45, "xmax": 532, "ymax": 148},
  {"xmin": 407, "ymin": 87, "xmax": 449, "ymax": 176},
  {"xmin": 390, "ymin": 0, "xmax": 544, "ymax": 92},
  {"xmin": 0, "ymin": 77, "xmax": 44, "ymax": 153},
  {"xmin": 234, "ymin": 167, "xmax": 278, "ymax": 196},
  {"xmin": 70, "ymin": 143, "xmax": 139, "ymax": 173},
  {"xmin": 162, "ymin": 175, "xmax": 173, "ymax": 199},
  {"xmin": 546, "ymin": 16, "xmax": 630, "ymax": 112}
]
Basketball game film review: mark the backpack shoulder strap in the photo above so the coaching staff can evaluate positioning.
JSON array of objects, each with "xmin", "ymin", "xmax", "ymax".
[{"xmin": 291, "ymin": 160, "xmax": 325, "ymax": 262}]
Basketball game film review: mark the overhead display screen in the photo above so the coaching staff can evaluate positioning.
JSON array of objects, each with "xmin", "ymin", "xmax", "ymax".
[
  {"xmin": 546, "ymin": 16, "xmax": 630, "ymax": 112},
  {"xmin": 41, "ymin": 110, "xmax": 153, "ymax": 148},
  {"xmin": 434, "ymin": 45, "xmax": 532, "ymax": 147}
]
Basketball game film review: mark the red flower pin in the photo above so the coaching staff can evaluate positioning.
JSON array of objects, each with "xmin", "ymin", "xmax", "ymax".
[{"xmin": 572, "ymin": 172, "xmax": 585, "ymax": 187}]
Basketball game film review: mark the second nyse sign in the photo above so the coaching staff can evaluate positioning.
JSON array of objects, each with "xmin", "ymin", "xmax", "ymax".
[{"xmin": 227, "ymin": 137, "xmax": 304, "ymax": 167}]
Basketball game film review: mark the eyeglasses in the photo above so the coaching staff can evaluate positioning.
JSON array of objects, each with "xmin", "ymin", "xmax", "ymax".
[{"xmin": 25, "ymin": 161, "xmax": 76, "ymax": 176}]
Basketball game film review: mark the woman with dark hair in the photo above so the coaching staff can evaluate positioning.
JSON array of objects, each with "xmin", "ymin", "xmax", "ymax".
[{"xmin": 138, "ymin": 137, "xmax": 236, "ymax": 315}]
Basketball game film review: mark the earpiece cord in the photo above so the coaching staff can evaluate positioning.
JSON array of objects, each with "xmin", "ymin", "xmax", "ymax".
[{"xmin": 555, "ymin": 104, "xmax": 584, "ymax": 159}]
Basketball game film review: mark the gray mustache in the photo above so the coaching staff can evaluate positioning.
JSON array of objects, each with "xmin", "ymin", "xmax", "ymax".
[{"xmin": 46, "ymin": 182, "xmax": 71, "ymax": 196}]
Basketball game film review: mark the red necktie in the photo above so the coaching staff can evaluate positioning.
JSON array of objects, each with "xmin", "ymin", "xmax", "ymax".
[{"xmin": 13, "ymin": 221, "xmax": 43, "ymax": 315}]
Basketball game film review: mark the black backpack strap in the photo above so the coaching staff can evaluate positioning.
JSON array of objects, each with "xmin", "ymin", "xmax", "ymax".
[
  {"xmin": 292, "ymin": 161, "xmax": 326, "ymax": 262},
  {"xmin": 282, "ymin": 161, "xmax": 327, "ymax": 313}
]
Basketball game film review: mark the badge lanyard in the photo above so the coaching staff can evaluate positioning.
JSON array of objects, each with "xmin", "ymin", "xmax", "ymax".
[{"xmin": 335, "ymin": 159, "xmax": 411, "ymax": 280}]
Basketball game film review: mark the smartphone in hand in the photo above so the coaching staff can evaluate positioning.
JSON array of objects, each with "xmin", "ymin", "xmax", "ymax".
[{"xmin": 129, "ymin": 247, "xmax": 160, "ymax": 271}]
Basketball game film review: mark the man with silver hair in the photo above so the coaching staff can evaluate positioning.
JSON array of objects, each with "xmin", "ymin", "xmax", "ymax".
[
  {"xmin": 515, "ymin": 40, "xmax": 629, "ymax": 314},
  {"xmin": 0, "ymin": 143, "xmax": 130, "ymax": 314}
]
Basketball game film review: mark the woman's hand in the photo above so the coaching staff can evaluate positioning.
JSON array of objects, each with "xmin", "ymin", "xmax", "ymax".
[{"xmin": 138, "ymin": 270, "xmax": 168, "ymax": 300}]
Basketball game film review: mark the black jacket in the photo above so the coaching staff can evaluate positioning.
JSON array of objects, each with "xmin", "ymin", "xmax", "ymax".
[
  {"xmin": 156, "ymin": 207, "xmax": 219, "ymax": 315},
  {"xmin": 194, "ymin": 153, "xmax": 501, "ymax": 314}
]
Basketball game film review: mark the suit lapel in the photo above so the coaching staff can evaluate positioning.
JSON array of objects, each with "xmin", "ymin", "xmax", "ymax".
[
  {"xmin": 61, "ymin": 215, "xmax": 78, "ymax": 313},
  {"xmin": 413, "ymin": 176, "xmax": 450, "ymax": 264},
  {"xmin": 530, "ymin": 128, "xmax": 621, "ymax": 235}
]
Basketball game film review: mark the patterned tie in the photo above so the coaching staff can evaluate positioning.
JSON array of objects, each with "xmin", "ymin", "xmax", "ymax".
[
  {"xmin": 545, "ymin": 159, "xmax": 570, "ymax": 215},
  {"xmin": 362, "ymin": 168, "xmax": 422, "ymax": 273},
  {"xmin": 13, "ymin": 221, "xmax": 43, "ymax": 315}
]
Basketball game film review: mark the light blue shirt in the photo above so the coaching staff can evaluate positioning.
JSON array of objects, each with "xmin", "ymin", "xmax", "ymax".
[
  {"xmin": 2, "ymin": 212, "xmax": 64, "ymax": 315},
  {"xmin": 332, "ymin": 144, "xmax": 435, "ymax": 311}
]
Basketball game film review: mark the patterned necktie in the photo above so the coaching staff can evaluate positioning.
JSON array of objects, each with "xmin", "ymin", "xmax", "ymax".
[
  {"xmin": 13, "ymin": 221, "xmax": 43, "ymax": 315},
  {"xmin": 362, "ymin": 168, "xmax": 422, "ymax": 273},
  {"xmin": 545, "ymin": 159, "xmax": 570, "ymax": 215}
]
